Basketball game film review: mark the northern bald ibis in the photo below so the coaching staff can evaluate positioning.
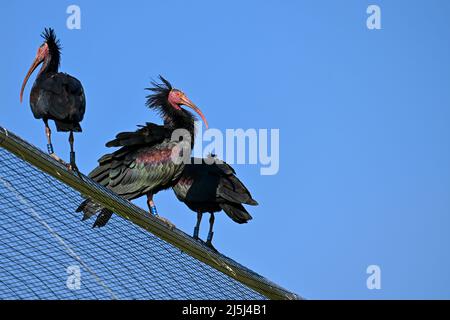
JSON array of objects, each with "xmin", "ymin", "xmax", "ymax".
[
  {"xmin": 173, "ymin": 156, "xmax": 258, "ymax": 250},
  {"xmin": 20, "ymin": 28, "xmax": 86, "ymax": 171},
  {"xmin": 77, "ymin": 76, "xmax": 208, "ymax": 228}
]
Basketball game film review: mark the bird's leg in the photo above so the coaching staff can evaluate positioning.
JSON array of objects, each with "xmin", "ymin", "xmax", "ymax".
[
  {"xmin": 206, "ymin": 213, "xmax": 217, "ymax": 251},
  {"xmin": 67, "ymin": 131, "xmax": 84, "ymax": 179},
  {"xmin": 146, "ymin": 193, "xmax": 175, "ymax": 229},
  {"xmin": 69, "ymin": 131, "xmax": 75, "ymax": 166},
  {"xmin": 146, "ymin": 193, "xmax": 158, "ymax": 217},
  {"xmin": 193, "ymin": 212, "xmax": 203, "ymax": 240},
  {"xmin": 44, "ymin": 121, "xmax": 65, "ymax": 164},
  {"xmin": 45, "ymin": 121, "xmax": 54, "ymax": 155},
  {"xmin": 68, "ymin": 131, "xmax": 78, "ymax": 171}
]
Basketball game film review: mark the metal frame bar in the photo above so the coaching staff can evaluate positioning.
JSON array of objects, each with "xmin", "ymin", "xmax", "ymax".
[{"xmin": 0, "ymin": 126, "xmax": 300, "ymax": 300}]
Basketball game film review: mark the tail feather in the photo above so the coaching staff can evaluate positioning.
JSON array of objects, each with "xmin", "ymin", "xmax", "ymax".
[
  {"xmin": 76, "ymin": 199, "xmax": 99, "ymax": 219},
  {"xmin": 220, "ymin": 203, "xmax": 253, "ymax": 224},
  {"xmin": 218, "ymin": 175, "xmax": 258, "ymax": 206},
  {"xmin": 55, "ymin": 120, "xmax": 82, "ymax": 132},
  {"xmin": 92, "ymin": 209, "xmax": 114, "ymax": 228},
  {"xmin": 75, "ymin": 149, "xmax": 118, "ymax": 228},
  {"xmin": 76, "ymin": 198, "xmax": 111, "ymax": 228}
]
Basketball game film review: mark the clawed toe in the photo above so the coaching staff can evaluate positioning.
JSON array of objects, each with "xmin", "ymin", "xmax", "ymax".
[
  {"xmin": 205, "ymin": 241, "xmax": 218, "ymax": 253},
  {"xmin": 68, "ymin": 163, "xmax": 83, "ymax": 179}
]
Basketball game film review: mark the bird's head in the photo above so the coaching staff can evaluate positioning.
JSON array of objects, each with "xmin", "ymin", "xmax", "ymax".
[
  {"xmin": 146, "ymin": 76, "xmax": 209, "ymax": 129},
  {"xmin": 20, "ymin": 28, "xmax": 61, "ymax": 103}
]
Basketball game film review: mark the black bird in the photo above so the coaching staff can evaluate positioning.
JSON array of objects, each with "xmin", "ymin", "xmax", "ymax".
[
  {"xmin": 77, "ymin": 76, "xmax": 208, "ymax": 227},
  {"xmin": 173, "ymin": 156, "xmax": 258, "ymax": 249},
  {"xmin": 20, "ymin": 28, "xmax": 86, "ymax": 170}
]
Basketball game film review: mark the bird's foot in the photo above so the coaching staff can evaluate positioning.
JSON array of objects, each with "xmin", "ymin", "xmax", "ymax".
[
  {"xmin": 205, "ymin": 232, "xmax": 218, "ymax": 252},
  {"xmin": 68, "ymin": 162, "xmax": 84, "ymax": 180},
  {"xmin": 205, "ymin": 240, "xmax": 218, "ymax": 253},
  {"xmin": 190, "ymin": 236, "xmax": 218, "ymax": 252},
  {"xmin": 67, "ymin": 158, "xmax": 77, "ymax": 171},
  {"xmin": 155, "ymin": 215, "xmax": 176, "ymax": 230},
  {"xmin": 67, "ymin": 152, "xmax": 83, "ymax": 179},
  {"xmin": 147, "ymin": 204, "xmax": 175, "ymax": 229}
]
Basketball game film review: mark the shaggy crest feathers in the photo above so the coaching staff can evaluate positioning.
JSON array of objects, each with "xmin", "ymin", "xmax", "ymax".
[
  {"xmin": 144, "ymin": 76, "xmax": 197, "ymax": 136},
  {"xmin": 41, "ymin": 27, "xmax": 61, "ymax": 70},
  {"xmin": 145, "ymin": 75, "xmax": 173, "ymax": 110},
  {"xmin": 41, "ymin": 28, "xmax": 61, "ymax": 49}
]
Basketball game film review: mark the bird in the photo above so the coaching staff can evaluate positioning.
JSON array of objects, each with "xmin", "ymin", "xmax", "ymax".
[
  {"xmin": 76, "ymin": 76, "xmax": 208, "ymax": 228},
  {"xmin": 172, "ymin": 155, "xmax": 258, "ymax": 250},
  {"xmin": 20, "ymin": 28, "xmax": 86, "ymax": 171}
]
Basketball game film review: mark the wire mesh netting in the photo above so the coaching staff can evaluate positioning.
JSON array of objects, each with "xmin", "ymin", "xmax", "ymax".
[{"xmin": 0, "ymin": 145, "xmax": 267, "ymax": 300}]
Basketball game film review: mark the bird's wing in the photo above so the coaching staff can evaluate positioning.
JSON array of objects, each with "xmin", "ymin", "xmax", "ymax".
[
  {"xmin": 105, "ymin": 123, "xmax": 170, "ymax": 148},
  {"xmin": 214, "ymin": 161, "xmax": 258, "ymax": 206},
  {"xmin": 90, "ymin": 142, "xmax": 183, "ymax": 199},
  {"xmin": 38, "ymin": 73, "xmax": 86, "ymax": 122},
  {"xmin": 176, "ymin": 158, "xmax": 258, "ymax": 206},
  {"xmin": 174, "ymin": 161, "xmax": 219, "ymax": 202}
]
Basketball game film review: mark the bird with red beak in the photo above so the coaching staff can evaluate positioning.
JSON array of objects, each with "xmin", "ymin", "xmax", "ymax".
[
  {"xmin": 77, "ymin": 76, "xmax": 208, "ymax": 229},
  {"xmin": 20, "ymin": 28, "xmax": 86, "ymax": 172}
]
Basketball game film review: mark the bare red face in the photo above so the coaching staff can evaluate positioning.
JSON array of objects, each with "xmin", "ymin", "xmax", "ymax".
[
  {"xmin": 20, "ymin": 43, "xmax": 50, "ymax": 103},
  {"xmin": 168, "ymin": 90, "xmax": 184, "ymax": 111},
  {"xmin": 168, "ymin": 89, "xmax": 209, "ymax": 129}
]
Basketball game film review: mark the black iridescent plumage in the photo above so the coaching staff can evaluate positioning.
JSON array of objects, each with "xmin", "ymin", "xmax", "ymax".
[
  {"xmin": 77, "ymin": 76, "xmax": 198, "ymax": 227},
  {"xmin": 30, "ymin": 28, "xmax": 85, "ymax": 131},
  {"xmin": 20, "ymin": 28, "xmax": 86, "ymax": 170},
  {"xmin": 173, "ymin": 156, "xmax": 258, "ymax": 248}
]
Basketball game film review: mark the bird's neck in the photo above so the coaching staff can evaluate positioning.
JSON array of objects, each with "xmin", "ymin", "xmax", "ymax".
[
  {"xmin": 38, "ymin": 54, "xmax": 60, "ymax": 78},
  {"xmin": 164, "ymin": 109, "xmax": 196, "ymax": 147}
]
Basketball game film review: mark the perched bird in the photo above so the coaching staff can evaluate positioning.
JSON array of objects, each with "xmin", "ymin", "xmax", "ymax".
[
  {"xmin": 173, "ymin": 156, "xmax": 258, "ymax": 250},
  {"xmin": 77, "ymin": 76, "xmax": 208, "ymax": 227},
  {"xmin": 20, "ymin": 28, "xmax": 86, "ymax": 171}
]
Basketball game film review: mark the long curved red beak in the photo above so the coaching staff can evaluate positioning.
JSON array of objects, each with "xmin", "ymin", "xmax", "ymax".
[
  {"xmin": 20, "ymin": 56, "xmax": 43, "ymax": 103},
  {"xmin": 180, "ymin": 96, "xmax": 209, "ymax": 129}
]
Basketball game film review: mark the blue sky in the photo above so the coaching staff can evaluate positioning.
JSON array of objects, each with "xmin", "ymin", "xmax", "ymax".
[{"xmin": 2, "ymin": 0, "xmax": 450, "ymax": 299}]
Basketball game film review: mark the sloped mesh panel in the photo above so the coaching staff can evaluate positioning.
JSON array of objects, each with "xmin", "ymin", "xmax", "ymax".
[{"xmin": 0, "ymin": 147, "xmax": 265, "ymax": 300}]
